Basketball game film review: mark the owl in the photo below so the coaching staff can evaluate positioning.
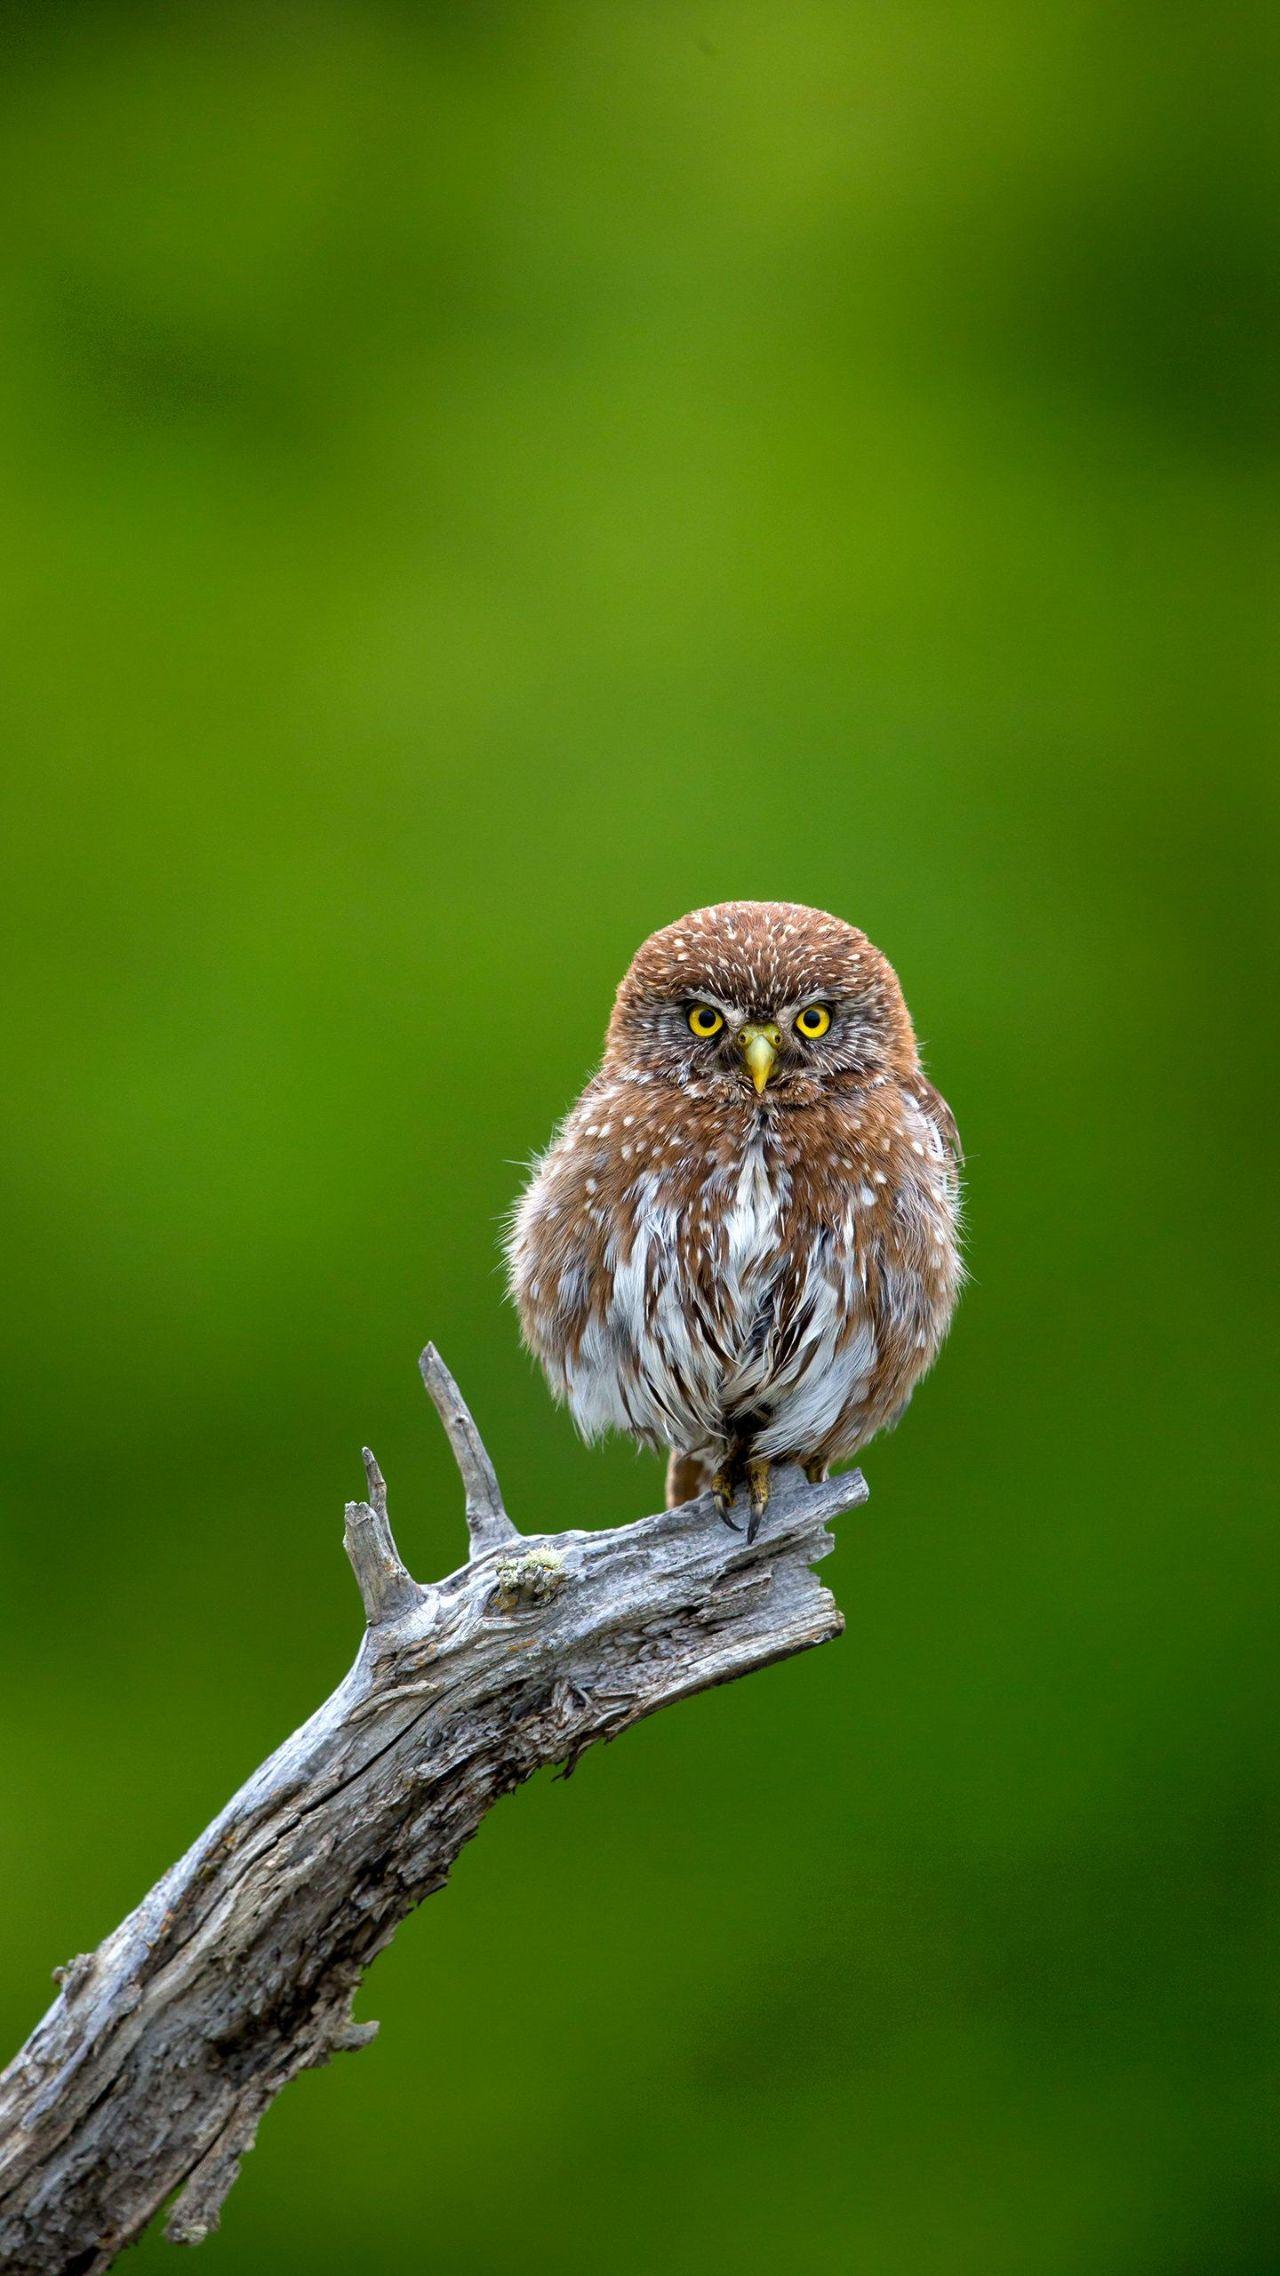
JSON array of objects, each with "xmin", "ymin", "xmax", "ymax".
[{"xmin": 507, "ymin": 901, "xmax": 962, "ymax": 1538}]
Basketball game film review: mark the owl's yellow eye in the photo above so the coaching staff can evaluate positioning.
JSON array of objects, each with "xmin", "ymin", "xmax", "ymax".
[
  {"xmin": 795, "ymin": 1004, "xmax": 832, "ymax": 1039},
  {"xmin": 687, "ymin": 1004, "xmax": 725, "ymax": 1038}
]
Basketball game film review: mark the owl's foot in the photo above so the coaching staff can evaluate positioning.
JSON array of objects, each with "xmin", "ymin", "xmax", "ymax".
[
  {"xmin": 745, "ymin": 1456, "xmax": 771, "ymax": 1543},
  {"xmin": 803, "ymin": 1457, "xmax": 828, "ymax": 1485}
]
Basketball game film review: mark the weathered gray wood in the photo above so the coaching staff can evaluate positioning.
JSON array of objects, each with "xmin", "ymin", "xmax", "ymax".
[{"xmin": 0, "ymin": 1349, "xmax": 864, "ymax": 2273}]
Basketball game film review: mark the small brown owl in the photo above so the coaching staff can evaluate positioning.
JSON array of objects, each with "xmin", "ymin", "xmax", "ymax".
[{"xmin": 507, "ymin": 901, "xmax": 962, "ymax": 1537}]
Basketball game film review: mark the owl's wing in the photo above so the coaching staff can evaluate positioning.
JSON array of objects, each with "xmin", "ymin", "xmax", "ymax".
[{"xmin": 914, "ymin": 1077, "xmax": 963, "ymax": 1171}]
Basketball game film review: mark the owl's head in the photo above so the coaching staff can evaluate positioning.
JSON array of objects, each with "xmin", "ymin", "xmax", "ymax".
[{"xmin": 603, "ymin": 901, "xmax": 920, "ymax": 1104}]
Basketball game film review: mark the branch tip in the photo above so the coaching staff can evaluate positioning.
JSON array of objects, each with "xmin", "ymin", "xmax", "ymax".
[
  {"xmin": 164, "ymin": 2099, "xmax": 263, "ymax": 2246},
  {"xmin": 418, "ymin": 1344, "xmax": 520, "ymax": 1557},
  {"xmin": 343, "ymin": 1457, "xmax": 423, "ymax": 1628},
  {"xmin": 361, "ymin": 1446, "xmax": 387, "ymax": 1515}
]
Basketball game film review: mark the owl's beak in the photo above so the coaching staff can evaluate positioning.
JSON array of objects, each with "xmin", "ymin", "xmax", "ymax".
[{"xmin": 739, "ymin": 1023, "xmax": 781, "ymax": 1094}]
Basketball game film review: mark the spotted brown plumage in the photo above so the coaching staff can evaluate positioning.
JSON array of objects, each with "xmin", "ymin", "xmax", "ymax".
[{"xmin": 507, "ymin": 901, "xmax": 962, "ymax": 1536}]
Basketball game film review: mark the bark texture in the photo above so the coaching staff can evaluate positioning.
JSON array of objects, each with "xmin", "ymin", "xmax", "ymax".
[{"xmin": 0, "ymin": 1347, "xmax": 864, "ymax": 2274}]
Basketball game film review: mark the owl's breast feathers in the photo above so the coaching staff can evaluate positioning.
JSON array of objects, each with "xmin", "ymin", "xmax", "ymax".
[{"xmin": 508, "ymin": 1070, "xmax": 962, "ymax": 1467}]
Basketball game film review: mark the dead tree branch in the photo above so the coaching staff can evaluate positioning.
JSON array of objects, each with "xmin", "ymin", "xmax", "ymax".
[{"xmin": 0, "ymin": 1346, "xmax": 864, "ymax": 2273}]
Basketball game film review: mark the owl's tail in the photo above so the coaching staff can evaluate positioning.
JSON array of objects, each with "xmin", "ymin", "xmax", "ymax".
[{"xmin": 665, "ymin": 1450, "xmax": 713, "ymax": 1509}]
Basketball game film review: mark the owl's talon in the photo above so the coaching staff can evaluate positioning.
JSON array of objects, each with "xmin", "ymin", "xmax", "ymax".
[
  {"xmin": 710, "ymin": 1469, "xmax": 742, "ymax": 1529},
  {"xmin": 803, "ymin": 1457, "xmax": 828, "ymax": 1485},
  {"xmin": 745, "ymin": 1457, "xmax": 771, "ymax": 1542}
]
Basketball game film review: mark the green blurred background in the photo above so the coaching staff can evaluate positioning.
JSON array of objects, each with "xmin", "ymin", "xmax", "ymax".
[{"xmin": 1, "ymin": 4, "xmax": 1275, "ymax": 2270}]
